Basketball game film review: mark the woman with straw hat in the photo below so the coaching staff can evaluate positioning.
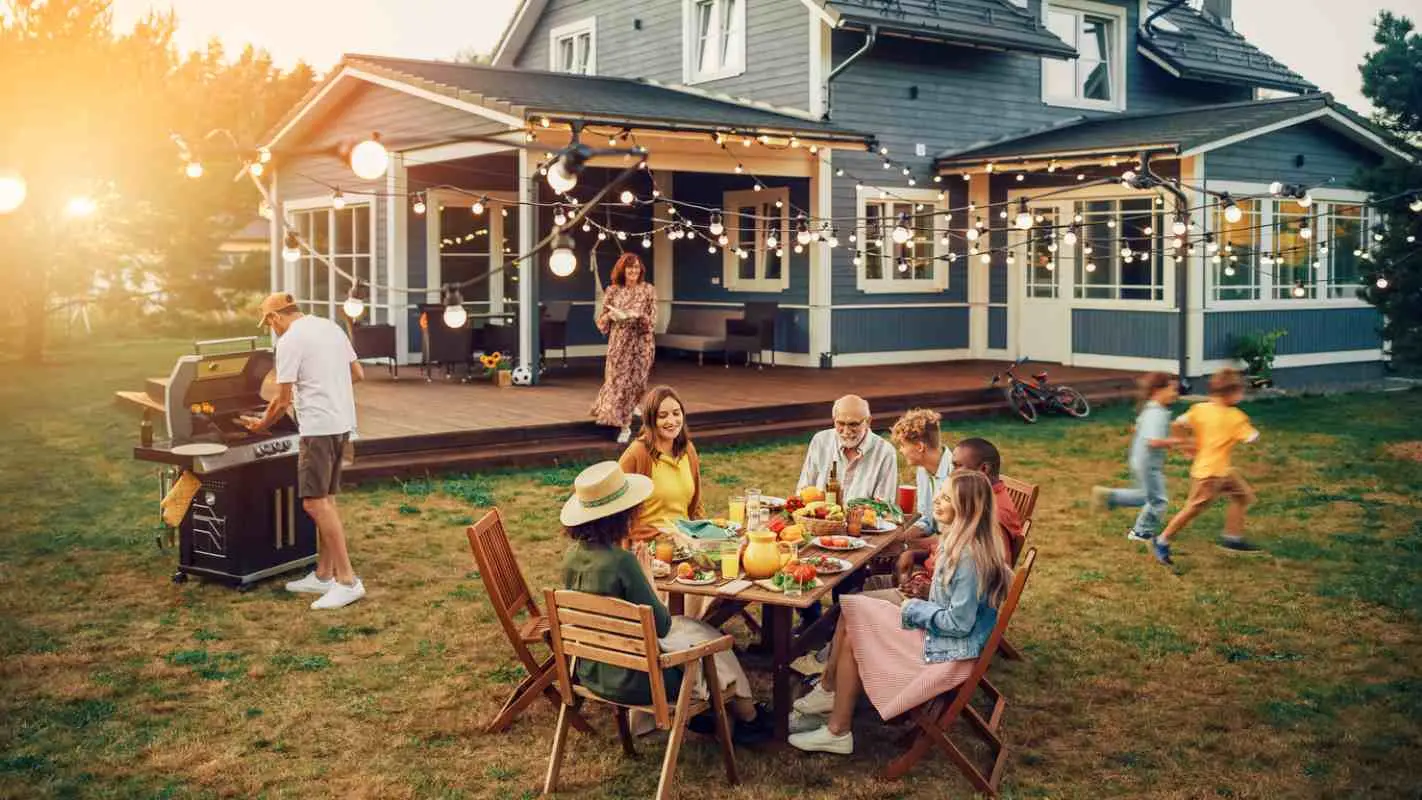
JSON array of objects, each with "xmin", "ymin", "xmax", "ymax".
[{"xmin": 561, "ymin": 462, "xmax": 770, "ymax": 743}]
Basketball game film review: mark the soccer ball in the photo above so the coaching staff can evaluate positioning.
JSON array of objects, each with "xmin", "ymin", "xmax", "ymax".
[{"xmin": 511, "ymin": 366, "xmax": 534, "ymax": 386}]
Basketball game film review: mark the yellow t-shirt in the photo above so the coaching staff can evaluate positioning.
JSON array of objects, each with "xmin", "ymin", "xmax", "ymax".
[
  {"xmin": 1180, "ymin": 401, "xmax": 1259, "ymax": 479},
  {"xmin": 641, "ymin": 452, "xmax": 695, "ymax": 532}
]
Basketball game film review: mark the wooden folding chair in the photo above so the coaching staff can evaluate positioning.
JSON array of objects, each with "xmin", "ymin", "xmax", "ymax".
[
  {"xmin": 884, "ymin": 549, "xmax": 1037, "ymax": 794},
  {"xmin": 466, "ymin": 509, "xmax": 592, "ymax": 735},
  {"xmin": 998, "ymin": 474, "xmax": 1040, "ymax": 523},
  {"xmin": 543, "ymin": 590, "xmax": 739, "ymax": 800},
  {"xmin": 996, "ymin": 518, "xmax": 1032, "ymax": 661}
]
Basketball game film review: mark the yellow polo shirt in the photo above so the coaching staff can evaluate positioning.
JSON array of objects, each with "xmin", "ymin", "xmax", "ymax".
[
  {"xmin": 641, "ymin": 452, "xmax": 695, "ymax": 532},
  {"xmin": 1179, "ymin": 401, "xmax": 1259, "ymax": 479}
]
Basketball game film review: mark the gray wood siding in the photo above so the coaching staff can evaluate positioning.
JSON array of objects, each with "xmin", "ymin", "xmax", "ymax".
[
  {"xmin": 1202, "ymin": 308, "xmax": 1382, "ymax": 360},
  {"xmin": 1203, "ymin": 121, "xmax": 1384, "ymax": 188},
  {"xmin": 1072, "ymin": 309, "xmax": 1177, "ymax": 358},
  {"xmin": 833, "ymin": 307, "xmax": 971, "ymax": 353},
  {"xmin": 514, "ymin": 0, "xmax": 811, "ymax": 111}
]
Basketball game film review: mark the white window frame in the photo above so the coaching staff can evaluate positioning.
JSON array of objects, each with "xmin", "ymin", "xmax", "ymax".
[
  {"xmin": 549, "ymin": 17, "xmax": 597, "ymax": 75},
  {"xmin": 683, "ymin": 0, "xmax": 746, "ymax": 85},
  {"xmin": 722, "ymin": 187, "xmax": 790, "ymax": 293},
  {"xmin": 1041, "ymin": 0, "xmax": 1127, "ymax": 113},
  {"xmin": 1202, "ymin": 181, "xmax": 1375, "ymax": 310},
  {"xmin": 282, "ymin": 195, "xmax": 380, "ymax": 322},
  {"xmin": 854, "ymin": 186, "xmax": 949, "ymax": 294}
]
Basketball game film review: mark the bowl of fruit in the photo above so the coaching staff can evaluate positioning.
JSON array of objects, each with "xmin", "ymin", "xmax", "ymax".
[{"xmin": 791, "ymin": 499, "xmax": 848, "ymax": 537}]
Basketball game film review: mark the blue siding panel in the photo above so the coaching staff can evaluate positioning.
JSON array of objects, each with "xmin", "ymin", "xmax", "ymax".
[
  {"xmin": 989, "ymin": 306, "xmax": 1008, "ymax": 350},
  {"xmin": 1203, "ymin": 121, "xmax": 1383, "ymax": 187},
  {"xmin": 1191, "ymin": 361, "xmax": 1386, "ymax": 390},
  {"xmin": 671, "ymin": 174, "xmax": 811, "ymax": 306},
  {"xmin": 1072, "ymin": 309, "xmax": 1178, "ymax": 358},
  {"xmin": 833, "ymin": 306, "xmax": 970, "ymax": 354},
  {"xmin": 1203, "ymin": 308, "xmax": 1382, "ymax": 359}
]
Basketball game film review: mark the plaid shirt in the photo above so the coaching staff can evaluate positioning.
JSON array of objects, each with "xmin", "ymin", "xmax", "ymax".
[{"xmin": 796, "ymin": 428, "xmax": 899, "ymax": 503}]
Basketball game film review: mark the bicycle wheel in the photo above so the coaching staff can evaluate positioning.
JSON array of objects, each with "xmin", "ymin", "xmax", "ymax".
[
  {"xmin": 1055, "ymin": 385, "xmax": 1091, "ymax": 418},
  {"xmin": 1005, "ymin": 385, "xmax": 1038, "ymax": 424}
]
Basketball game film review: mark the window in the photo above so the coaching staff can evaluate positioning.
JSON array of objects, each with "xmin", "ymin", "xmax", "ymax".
[
  {"xmin": 722, "ymin": 188, "xmax": 789, "ymax": 292},
  {"xmin": 437, "ymin": 203, "xmax": 492, "ymax": 306},
  {"xmin": 289, "ymin": 204, "xmax": 376, "ymax": 321},
  {"xmin": 1270, "ymin": 206, "xmax": 1316, "ymax": 299},
  {"xmin": 855, "ymin": 187, "xmax": 948, "ymax": 293},
  {"xmin": 684, "ymin": 0, "xmax": 744, "ymax": 84},
  {"xmin": 1323, "ymin": 203, "xmax": 1366, "ymax": 299},
  {"xmin": 1025, "ymin": 207, "xmax": 1060, "ymax": 298},
  {"xmin": 1073, "ymin": 198, "xmax": 1163, "ymax": 300},
  {"xmin": 550, "ymin": 18, "xmax": 596, "ymax": 75},
  {"xmin": 1043, "ymin": 2, "xmax": 1124, "ymax": 111},
  {"xmin": 1212, "ymin": 199, "xmax": 1262, "ymax": 301}
]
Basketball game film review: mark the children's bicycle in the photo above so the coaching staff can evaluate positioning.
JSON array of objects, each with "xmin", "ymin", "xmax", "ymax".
[{"xmin": 990, "ymin": 358, "xmax": 1091, "ymax": 424}]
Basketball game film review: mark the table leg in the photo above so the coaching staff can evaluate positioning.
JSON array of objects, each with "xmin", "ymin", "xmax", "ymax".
[
  {"xmin": 768, "ymin": 605, "xmax": 793, "ymax": 742},
  {"xmin": 668, "ymin": 593, "xmax": 686, "ymax": 616}
]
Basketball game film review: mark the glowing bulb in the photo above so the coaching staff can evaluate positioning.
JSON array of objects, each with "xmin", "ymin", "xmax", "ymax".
[
  {"xmin": 65, "ymin": 196, "xmax": 96, "ymax": 217},
  {"xmin": 185, "ymin": 161, "xmax": 204, "ymax": 179},
  {"xmin": 1223, "ymin": 203, "xmax": 1243, "ymax": 224},
  {"xmin": 549, "ymin": 236, "xmax": 578, "ymax": 277},
  {"xmin": 1376, "ymin": 276, "xmax": 1389, "ymax": 289},
  {"xmin": 1014, "ymin": 211, "xmax": 1033, "ymax": 230},
  {"xmin": 642, "ymin": 237, "xmax": 652, "ymax": 249},
  {"xmin": 891, "ymin": 223, "xmax": 912, "ymax": 245},
  {"xmin": 281, "ymin": 235, "xmax": 301, "ymax": 264},
  {"xmin": 1224, "ymin": 266, "xmax": 1236, "ymax": 277},
  {"xmin": 0, "ymin": 172, "xmax": 26, "ymax": 213},
  {"xmin": 619, "ymin": 189, "xmax": 635, "ymax": 205},
  {"xmin": 766, "ymin": 234, "xmax": 779, "ymax": 249},
  {"xmin": 965, "ymin": 228, "xmax": 980, "ymax": 242},
  {"xmin": 331, "ymin": 191, "xmax": 346, "ymax": 210},
  {"xmin": 1410, "ymin": 197, "xmax": 1422, "ymax": 213},
  {"xmin": 797, "ymin": 229, "xmax": 814, "ymax": 246},
  {"xmin": 350, "ymin": 136, "xmax": 390, "ymax": 180},
  {"xmin": 1171, "ymin": 219, "xmax": 1187, "ymax": 236},
  {"xmin": 553, "ymin": 207, "xmax": 568, "ymax": 226},
  {"xmin": 443, "ymin": 302, "xmax": 468, "ymax": 329},
  {"xmin": 472, "ymin": 199, "xmax": 486, "ymax": 216},
  {"xmin": 1085, "ymin": 262, "xmax": 1097, "ymax": 273},
  {"xmin": 718, "ymin": 234, "xmax": 730, "ymax": 246},
  {"xmin": 1292, "ymin": 283, "xmax": 1306, "ymax": 298},
  {"xmin": 1122, "ymin": 246, "xmax": 1134, "ymax": 259},
  {"xmin": 1063, "ymin": 229, "xmax": 1078, "ymax": 246},
  {"xmin": 248, "ymin": 162, "xmax": 265, "ymax": 178},
  {"xmin": 1297, "ymin": 193, "xmax": 1313, "ymax": 209},
  {"xmin": 343, "ymin": 296, "xmax": 366, "ymax": 320},
  {"xmin": 709, "ymin": 216, "xmax": 725, "ymax": 236},
  {"xmin": 547, "ymin": 158, "xmax": 579, "ymax": 194},
  {"xmin": 897, "ymin": 258, "xmax": 909, "ymax": 273},
  {"xmin": 1269, "ymin": 181, "xmax": 1284, "ymax": 196},
  {"xmin": 978, "ymin": 251, "xmax": 991, "ymax": 265},
  {"xmin": 1300, "ymin": 224, "xmax": 1312, "ymax": 240}
]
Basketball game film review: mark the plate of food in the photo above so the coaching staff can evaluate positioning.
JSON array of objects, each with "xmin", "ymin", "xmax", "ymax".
[
  {"xmin": 861, "ymin": 518, "xmax": 900, "ymax": 534},
  {"xmin": 755, "ymin": 569, "xmax": 821, "ymax": 593},
  {"xmin": 674, "ymin": 562, "xmax": 719, "ymax": 585},
  {"xmin": 813, "ymin": 535, "xmax": 868, "ymax": 551},
  {"xmin": 651, "ymin": 559, "xmax": 671, "ymax": 579},
  {"xmin": 760, "ymin": 496, "xmax": 787, "ymax": 509},
  {"xmin": 797, "ymin": 555, "xmax": 854, "ymax": 575}
]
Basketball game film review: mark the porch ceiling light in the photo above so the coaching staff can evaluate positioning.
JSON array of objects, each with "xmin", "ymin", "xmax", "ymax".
[
  {"xmin": 0, "ymin": 171, "xmax": 26, "ymax": 213},
  {"xmin": 549, "ymin": 234, "xmax": 578, "ymax": 277},
  {"xmin": 281, "ymin": 232, "xmax": 302, "ymax": 263},
  {"xmin": 350, "ymin": 134, "xmax": 390, "ymax": 181},
  {"xmin": 442, "ymin": 286, "xmax": 468, "ymax": 328},
  {"xmin": 547, "ymin": 143, "xmax": 592, "ymax": 195}
]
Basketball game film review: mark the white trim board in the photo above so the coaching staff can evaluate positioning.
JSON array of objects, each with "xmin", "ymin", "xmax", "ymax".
[
  {"xmin": 1182, "ymin": 107, "xmax": 1414, "ymax": 163},
  {"xmin": 491, "ymin": 0, "xmax": 548, "ymax": 67},
  {"xmin": 1198, "ymin": 349, "xmax": 1385, "ymax": 374},
  {"xmin": 832, "ymin": 348, "xmax": 973, "ymax": 368},
  {"xmin": 548, "ymin": 16, "xmax": 597, "ymax": 75},
  {"xmin": 1070, "ymin": 353, "xmax": 1177, "ymax": 372}
]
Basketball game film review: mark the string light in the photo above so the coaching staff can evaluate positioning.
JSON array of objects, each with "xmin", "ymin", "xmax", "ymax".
[
  {"xmin": 549, "ymin": 234, "xmax": 578, "ymax": 277},
  {"xmin": 1292, "ymin": 281, "xmax": 1307, "ymax": 298},
  {"xmin": 1376, "ymin": 275, "xmax": 1390, "ymax": 289},
  {"xmin": 412, "ymin": 195, "xmax": 427, "ymax": 215},
  {"xmin": 281, "ymin": 232, "xmax": 301, "ymax": 263},
  {"xmin": 978, "ymin": 251, "xmax": 991, "ymax": 265},
  {"xmin": 331, "ymin": 190, "xmax": 346, "ymax": 210},
  {"xmin": 0, "ymin": 172, "xmax": 25, "ymax": 213},
  {"xmin": 619, "ymin": 189, "xmax": 636, "ymax": 205},
  {"xmin": 343, "ymin": 281, "xmax": 367, "ymax": 320},
  {"xmin": 442, "ymin": 286, "xmax": 468, "ymax": 328},
  {"xmin": 709, "ymin": 212, "xmax": 725, "ymax": 236},
  {"xmin": 1220, "ymin": 193, "xmax": 1243, "ymax": 224},
  {"xmin": 1299, "ymin": 219, "xmax": 1312, "ymax": 240},
  {"xmin": 472, "ymin": 196, "xmax": 487, "ymax": 216},
  {"xmin": 350, "ymin": 134, "xmax": 390, "ymax": 180},
  {"xmin": 891, "ymin": 213, "xmax": 912, "ymax": 244},
  {"xmin": 1409, "ymin": 196, "xmax": 1422, "ymax": 213},
  {"xmin": 553, "ymin": 205, "xmax": 568, "ymax": 226},
  {"xmin": 1014, "ymin": 199, "xmax": 1033, "ymax": 230},
  {"xmin": 184, "ymin": 161, "xmax": 204, "ymax": 179}
]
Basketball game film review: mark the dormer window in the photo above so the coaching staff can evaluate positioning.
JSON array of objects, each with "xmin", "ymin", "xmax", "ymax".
[
  {"xmin": 1042, "ymin": 1, "xmax": 1126, "ymax": 112},
  {"xmin": 684, "ymin": 0, "xmax": 745, "ymax": 84},
  {"xmin": 550, "ymin": 18, "xmax": 596, "ymax": 75}
]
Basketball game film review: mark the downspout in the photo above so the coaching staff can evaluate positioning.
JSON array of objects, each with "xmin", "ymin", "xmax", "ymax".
[
  {"xmin": 825, "ymin": 24, "xmax": 876, "ymax": 119},
  {"xmin": 1142, "ymin": 0, "xmax": 1188, "ymax": 37},
  {"xmin": 1138, "ymin": 151, "xmax": 1192, "ymax": 391}
]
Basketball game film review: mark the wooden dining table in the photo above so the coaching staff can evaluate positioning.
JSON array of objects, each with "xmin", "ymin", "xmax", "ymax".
[{"xmin": 654, "ymin": 513, "xmax": 921, "ymax": 741}]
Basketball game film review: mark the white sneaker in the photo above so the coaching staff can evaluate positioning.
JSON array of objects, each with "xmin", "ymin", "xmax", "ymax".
[
  {"xmin": 788, "ymin": 724, "xmax": 853, "ymax": 755},
  {"xmin": 285, "ymin": 571, "xmax": 333, "ymax": 594},
  {"xmin": 793, "ymin": 681, "xmax": 836, "ymax": 715},
  {"xmin": 311, "ymin": 578, "xmax": 366, "ymax": 610},
  {"xmin": 616, "ymin": 426, "xmax": 631, "ymax": 444},
  {"xmin": 789, "ymin": 710, "xmax": 824, "ymax": 734}
]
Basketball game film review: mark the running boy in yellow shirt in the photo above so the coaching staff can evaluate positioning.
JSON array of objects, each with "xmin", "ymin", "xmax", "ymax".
[{"xmin": 1152, "ymin": 368, "xmax": 1262, "ymax": 565}]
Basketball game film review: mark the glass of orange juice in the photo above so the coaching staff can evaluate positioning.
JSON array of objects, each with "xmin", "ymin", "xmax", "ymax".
[
  {"xmin": 654, "ymin": 535, "xmax": 675, "ymax": 564},
  {"xmin": 720, "ymin": 541, "xmax": 741, "ymax": 580},
  {"xmin": 778, "ymin": 541, "xmax": 797, "ymax": 568},
  {"xmin": 728, "ymin": 495, "xmax": 746, "ymax": 527}
]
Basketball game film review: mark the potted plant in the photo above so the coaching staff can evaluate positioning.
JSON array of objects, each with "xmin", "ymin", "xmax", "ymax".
[
  {"xmin": 1230, "ymin": 329, "xmax": 1287, "ymax": 389},
  {"xmin": 479, "ymin": 352, "xmax": 514, "ymax": 387}
]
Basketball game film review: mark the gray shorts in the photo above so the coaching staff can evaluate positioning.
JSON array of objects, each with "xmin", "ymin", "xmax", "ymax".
[{"xmin": 298, "ymin": 434, "xmax": 349, "ymax": 498}]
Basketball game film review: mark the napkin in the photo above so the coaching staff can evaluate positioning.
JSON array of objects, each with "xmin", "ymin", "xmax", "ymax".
[{"xmin": 675, "ymin": 519, "xmax": 735, "ymax": 540}]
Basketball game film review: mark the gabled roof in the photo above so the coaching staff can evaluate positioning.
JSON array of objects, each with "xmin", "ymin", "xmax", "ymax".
[
  {"xmin": 935, "ymin": 94, "xmax": 1413, "ymax": 168},
  {"xmin": 489, "ymin": 0, "xmax": 546, "ymax": 68},
  {"xmin": 262, "ymin": 55, "xmax": 877, "ymax": 153},
  {"xmin": 1139, "ymin": 0, "xmax": 1315, "ymax": 94},
  {"xmin": 804, "ymin": 0, "xmax": 1076, "ymax": 58}
]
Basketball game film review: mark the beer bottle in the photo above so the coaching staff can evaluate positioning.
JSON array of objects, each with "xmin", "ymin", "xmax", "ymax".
[{"xmin": 825, "ymin": 461, "xmax": 841, "ymax": 508}]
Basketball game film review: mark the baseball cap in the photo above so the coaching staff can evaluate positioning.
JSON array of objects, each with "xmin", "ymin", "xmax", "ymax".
[{"xmin": 256, "ymin": 292, "xmax": 299, "ymax": 328}]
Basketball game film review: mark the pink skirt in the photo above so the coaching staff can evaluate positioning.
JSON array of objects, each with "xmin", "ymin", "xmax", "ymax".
[{"xmin": 841, "ymin": 595, "xmax": 976, "ymax": 721}]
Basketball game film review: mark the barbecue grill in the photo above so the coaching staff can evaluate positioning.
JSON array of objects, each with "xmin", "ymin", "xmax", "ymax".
[{"xmin": 134, "ymin": 337, "xmax": 316, "ymax": 588}]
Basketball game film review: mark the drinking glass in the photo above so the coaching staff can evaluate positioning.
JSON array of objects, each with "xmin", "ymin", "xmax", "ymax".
[
  {"xmin": 720, "ymin": 541, "xmax": 742, "ymax": 580},
  {"xmin": 745, "ymin": 488, "xmax": 762, "ymax": 529},
  {"xmin": 728, "ymin": 495, "xmax": 746, "ymax": 528},
  {"xmin": 777, "ymin": 541, "xmax": 797, "ymax": 568}
]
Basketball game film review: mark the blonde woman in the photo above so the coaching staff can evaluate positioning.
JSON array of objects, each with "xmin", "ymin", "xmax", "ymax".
[{"xmin": 789, "ymin": 470, "xmax": 1014, "ymax": 754}]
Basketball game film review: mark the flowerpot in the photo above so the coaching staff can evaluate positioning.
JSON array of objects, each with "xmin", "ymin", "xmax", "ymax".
[{"xmin": 494, "ymin": 371, "xmax": 512, "ymax": 388}]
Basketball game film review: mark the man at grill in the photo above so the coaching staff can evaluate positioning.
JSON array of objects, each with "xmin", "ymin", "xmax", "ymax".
[{"xmin": 242, "ymin": 293, "xmax": 367, "ymax": 610}]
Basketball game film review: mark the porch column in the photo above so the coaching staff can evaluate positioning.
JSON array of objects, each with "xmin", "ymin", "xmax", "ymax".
[
  {"xmin": 1182, "ymin": 155, "xmax": 1207, "ymax": 386},
  {"xmin": 517, "ymin": 146, "xmax": 540, "ymax": 379},
  {"xmin": 809, "ymin": 151, "xmax": 833, "ymax": 365},
  {"xmin": 653, "ymin": 173, "xmax": 675, "ymax": 334},
  {"xmin": 386, "ymin": 153, "xmax": 410, "ymax": 363},
  {"xmin": 268, "ymin": 166, "xmax": 284, "ymax": 293},
  {"xmin": 967, "ymin": 174, "xmax": 992, "ymax": 358}
]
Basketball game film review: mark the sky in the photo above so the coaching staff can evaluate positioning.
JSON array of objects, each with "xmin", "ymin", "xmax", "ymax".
[{"xmin": 109, "ymin": 0, "xmax": 1422, "ymax": 114}]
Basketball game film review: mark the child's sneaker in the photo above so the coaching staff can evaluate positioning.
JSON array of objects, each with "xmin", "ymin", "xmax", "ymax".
[
  {"xmin": 1217, "ymin": 536, "xmax": 1263, "ymax": 554},
  {"xmin": 1151, "ymin": 537, "xmax": 1173, "ymax": 565},
  {"xmin": 285, "ymin": 571, "xmax": 333, "ymax": 594},
  {"xmin": 1090, "ymin": 487, "xmax": 1111, "ymax": 513},
  {"xmin": 788, "ymin": 724, "xmax": 853, "ymax": 755},
  {"xmin": 1126, "ymin": 529, "xmax": 1153, "ymax": 542},
  {"xmin": 793, "ymin": 681, "xmax": 836, "ymax": 715}
]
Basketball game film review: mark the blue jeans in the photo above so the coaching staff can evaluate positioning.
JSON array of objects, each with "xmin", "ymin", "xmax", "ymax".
[{"xmin": 1107, "ymin": 461, "xmax": 1168, "ymax": 536}]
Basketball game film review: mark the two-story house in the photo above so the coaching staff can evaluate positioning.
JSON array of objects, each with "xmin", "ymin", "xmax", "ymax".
[{"xmin": 261, "ymin": 0, "xmax": 1410, "ymax": 387}]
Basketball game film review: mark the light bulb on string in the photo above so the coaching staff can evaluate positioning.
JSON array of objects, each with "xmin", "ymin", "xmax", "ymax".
[
  {"xmin": 0, "ymin": 171, "xmax": 27, "ymax": 213},
  {"xmin": 343, "ymin": 281, "xmax": 368, "ymax": 320},
  {"xmin": 1171, "ymin": 216, "xmax": 1187, "ymax": 236},
  {"xmin": 281, "ymin": 232, "xmax": 302, "ymax": 263},
  {"xmin": 709, "ymin": 213, "xmax": 724, "ymax": 236},
  {"xmin": 965, "ymin": 227, "xmax": 980, "ymax": 242},
  {"xmin": 616, "ymin": 231, "xmax": 627, "ymax": 241},
  {"xmin": 620, "ymin": 189, "xmax": 636, "ymax": 205},
  {"xmin": 1299, "ymin": 221, "xmax": 1312, "ymax": 240},
  {"xmin": 826, "ymin": 228, "xmax": 840, "ymax": 248},
  {"xmin": 1085, "ymin": 261, "xmax": 1097, "ymax": 273},
  {"xmin": 1292, "ymin": 281, "xmax": 1306, "ymax": 298},
  {"xmin": 642, "ymin": 236, "xmax": 652, "ymax": 249},
  {"xmin": 1297, "ymin": 193, "xmax": 1312, "ymax": 209},
  {"xmin": 766, "ymin": 233, "xmax": 779, "ymax": 249},
  {"xmin": 185, "ymin": 161, "xmax": 204, "ymax": 179},
  {"xmin": 1013, "ymin": 200, "xmax": 1033, "ymax": 230},
  {"xmin": 596, "ymin": 231, "xmax": 607, "ymax": 241},
  {"xmin": 891, "ymin": 213, "xmax": 912, "ymax": 244},
  {"xmin": 717, "ymin": 234, "xmax": 730, "ymax": 246},
  {"xmin": 1224, "ymin": 265, "xmax": 1236, "ymax": 277},
  {"xmin": 1221, "ymin": 194, "xmax": 1243, "ymax": 224},
  {"xmin": 1122, "ymin": 245, "xmax": 1134, "ymax": 260},
  {"xmin": 1409, "ymin": 196, "xmax": 1422, "ymax": 213},
  {"xmin": 442, "ymin": 287, "xmax": 468, "ymax": 328},
  {"xmin": 897, "ymin": 257, "xmax": 910, "ymax": 273},
  {"xmin": 331, "ymin": 191, "xmax": 346, "ymax": 210},
  {"xmin": 350, "ymin": 134, "xmax": 390, "ymax": 180},
  {"xmin": 553, "ymin": 205, "xmax": 568, "ymax": 227},
  {"xmin": 978, "ymin": 251, "xmax": 991, "ymax": 265},
  {"xmin": 472, "ymin": 196, "xmax": 487, "ymax": 215},
  {"xmin": 1376, "ymin": 275, "xmax": 1390, "ymax": 289},
  {"xmin": 549, "ymin": 237, "xmax": 578, "ymax": 277},
  {"xmin": 1063, "ymin": 225, "xmax": 1079, "ymax": 246},
  {"xmin": 412, "ymin": 195, "xmax": 427, "ymax": 215}
]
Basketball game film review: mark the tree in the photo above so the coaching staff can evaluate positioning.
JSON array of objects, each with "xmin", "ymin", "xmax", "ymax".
[
  {"xmin": 1357, "ymin": 11, "xmax": 1422, "ymax": 365},
  {"xmin": 0, "ymin": 0, "xmax": 314, "ymax": 362}
]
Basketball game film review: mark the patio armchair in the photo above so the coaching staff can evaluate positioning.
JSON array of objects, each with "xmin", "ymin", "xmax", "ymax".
[
  {"xmin": 724, "ymin": 301, "xmax": 778, "ymax": 368},
  {"xmin": 349, "ymin": 322, "xmax": 398, "ymax": 379},
  {"xmin": 419, "ymin": 304, "xmax": 474, "ymax": 381},
  {"xmin": 540, "ymin": 301, "xmax": 572, "ymax": 368}
]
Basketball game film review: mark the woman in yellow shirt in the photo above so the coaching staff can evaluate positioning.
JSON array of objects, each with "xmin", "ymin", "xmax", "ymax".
[{"xmin": 618, "ymin": 385, "xmax": 704, "ymax": 542}]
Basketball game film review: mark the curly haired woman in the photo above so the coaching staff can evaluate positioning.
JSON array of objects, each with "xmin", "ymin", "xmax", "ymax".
[{"xmin": 591, "ymin": 253, "xmax": 658, "ymax": 443}]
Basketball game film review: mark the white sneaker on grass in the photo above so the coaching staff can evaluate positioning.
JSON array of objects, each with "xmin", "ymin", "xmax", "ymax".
[
  {"xmin": 793, "ymin": 681, "xmax": 836, "ymax": 715},
  {"xmin": 311, "ymin": 579, "xmax": 366, "ymax": 610},
  {"xmin": 789, "ymin": 710, "xmax": 824, "ymax": 734},
  {"xmin": 285, "ymin": 571, "xmax": 333, "ymax": 594},
  {"xmin": 788, "ymin": 724, "xmax": 853, "ymax": 755}
]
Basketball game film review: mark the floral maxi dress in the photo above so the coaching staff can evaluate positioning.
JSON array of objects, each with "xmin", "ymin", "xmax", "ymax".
[{"xmin": 590, "ymin": 282, "xmax": 657, "ymax": 428}]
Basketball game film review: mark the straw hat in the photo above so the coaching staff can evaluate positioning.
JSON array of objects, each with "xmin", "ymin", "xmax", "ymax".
[{"xmin": 560, "ymin": 461, "xmax": 654, "ymax": 527}]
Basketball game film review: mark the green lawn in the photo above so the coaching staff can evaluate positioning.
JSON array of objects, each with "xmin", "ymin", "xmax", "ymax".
[{"xmin": 2, "ymin": 338, "xmax": 1420, "ymax": 799}]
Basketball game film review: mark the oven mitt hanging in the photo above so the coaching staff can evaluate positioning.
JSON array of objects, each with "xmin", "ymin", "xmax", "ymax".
[{"xmin": 161, "ymin": 471, "xmax": 201, "ymax": 528}]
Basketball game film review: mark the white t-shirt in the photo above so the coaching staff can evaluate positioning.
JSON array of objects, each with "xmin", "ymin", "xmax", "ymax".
[{"xmin": 275, "ymin": 315, "xmax": 358, "ymax": 437}]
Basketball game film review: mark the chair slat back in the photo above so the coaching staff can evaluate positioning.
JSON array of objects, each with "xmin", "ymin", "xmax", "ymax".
[
  {"xmin": 940, "ymin": 548, "xmax": 1037, "ymax": 722},
  {"xmin": 998, "ymin": 475, "xmax": 1040, "ymax": 522},
  {"xmin": 545, "ymin": 589, "xmax": 675, "ymax": 727},
  {"xmin": 467, "ymin": 509, "xmax": 538, "ymax": 620},
  {"xmin": 1013, "ymin": 519, "xmax": 1033, "ymax": 567}
]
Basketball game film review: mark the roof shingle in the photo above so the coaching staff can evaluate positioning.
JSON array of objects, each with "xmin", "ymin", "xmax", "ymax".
[
  {"xmin": 808, "ymin": 0, "xmax": 1076, "ymax": 58},
  {"xmin": 1139, "ymin": 1, "xmax": 1316, "ymax": 93}
]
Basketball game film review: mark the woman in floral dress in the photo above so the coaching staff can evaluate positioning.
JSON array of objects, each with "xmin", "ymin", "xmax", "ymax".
[{"xmin": 591, "ymin": 253, "xmax": 657, "ymax": 443}]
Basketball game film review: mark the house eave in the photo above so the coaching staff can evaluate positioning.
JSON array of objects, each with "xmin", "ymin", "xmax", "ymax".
[
  {"xmin": 836, "ymin": 18, "xmax": 1077, "ymax": 60},
  {"xmin": 1135, "ymin": 42, "xmax": 1317, "ymax": 95},
  {"xmin": 490, "ymin": 0, "xmax": 547, "ymax": 68},
  {"xmin": 935, "ymin": 144, "xmax": 1180, "ymax": 173}
]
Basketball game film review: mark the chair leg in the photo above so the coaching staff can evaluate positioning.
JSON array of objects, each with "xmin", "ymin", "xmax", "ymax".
[
  {"xmin": 543, "ymin": 702, "xmax": 574, "ymax": 795},
  {"xmin": 922, "ymin": 716, "xmax": 999, "ymax": 796},
  {"xmin": 614, "ymin": 708, "xmax": 637, "ymax": 758},
  {"xmin": 655, "ymin": 661, "xmax": 701, "ymax": 800},
  {"xmin": 998, "ymin": 638, "xmax": 1023, "ymax": 661},
  {"xmin": 703, "ymin": 656, "xmax": 739, "ymax": 785},
  {"xmin": 486, "ymin": 657, "xmax": 558, "ymax": 733}
]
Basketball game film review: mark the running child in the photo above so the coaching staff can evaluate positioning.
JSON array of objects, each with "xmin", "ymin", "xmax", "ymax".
[
  {"xmin": 1152, "ymin": 368, "xmax": 1262, "ymax": 565},
  {"xmin": 1091, "ymin": 372, "xmax": 1181, "ymax": 543}
]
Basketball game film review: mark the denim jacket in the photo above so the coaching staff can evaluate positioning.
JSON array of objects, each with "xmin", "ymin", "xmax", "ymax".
[{"xmin": 900, "ymin": 550, "xmax": 998, "ymax": 664}]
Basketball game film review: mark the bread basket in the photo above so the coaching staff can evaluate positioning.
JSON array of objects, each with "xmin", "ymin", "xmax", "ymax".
[{"xmin": 793, "ymin": 511, "xmax": 847, "ymax": 537}]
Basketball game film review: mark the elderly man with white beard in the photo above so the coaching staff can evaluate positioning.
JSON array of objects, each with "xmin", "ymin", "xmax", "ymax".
[{"xmin": 796, "ymin": 394, "xmax": 899, "ymax": 504}]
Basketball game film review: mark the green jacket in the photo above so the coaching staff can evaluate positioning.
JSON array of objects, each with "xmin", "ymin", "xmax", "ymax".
[{"xmin": 561, "ymin": 543, "xmax": 681, "ymax": 705}]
